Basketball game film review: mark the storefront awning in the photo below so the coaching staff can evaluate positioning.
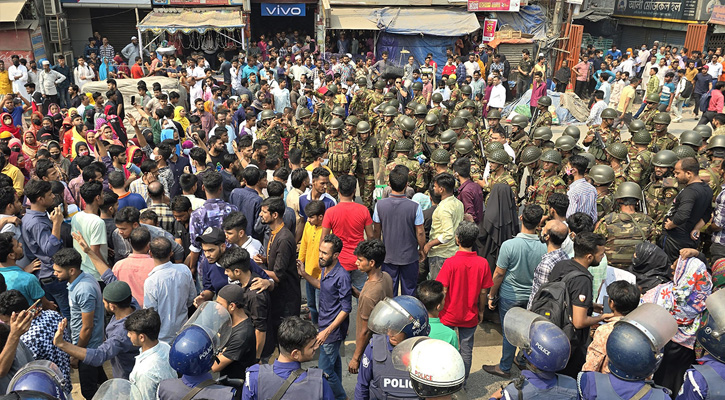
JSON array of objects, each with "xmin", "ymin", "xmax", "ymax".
[
  {"xmin": 137, "ymin": 8, "xmax": 245, "ymax": 34},
  {"xmin": 327, "ymin": 7, "xmax": 480, "ymax": 36},
  {"xmin": 0, "ymin": 0, "xmax": 26, "ymax": 23}
]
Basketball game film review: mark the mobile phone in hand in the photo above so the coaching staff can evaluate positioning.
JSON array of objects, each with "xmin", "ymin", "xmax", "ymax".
[{"xmin": 131, "ymin": 95, "xmax": 136, "ymax": 105}]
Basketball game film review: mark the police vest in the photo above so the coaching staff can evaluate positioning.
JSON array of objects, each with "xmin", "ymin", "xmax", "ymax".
[
  {"xmin": 369, "ymin": 334, "xmax": 420, "ymax": 400},
  {"xmin": 257, "ymin": 365, "xmax": 323, "ymax": 400},
  {"xmin": 591, "ymin": 372, "xmax": 668, "ymax": 400},
  {"xmin": 503, "ymin": 374, "xmax": 578, "ymax": 400},
  {"xmin": 156, "ymin": 378, "xmax": 236, "ymax": 400},
  {"xmin": 693, "ymin": 363, "xmax": 725, "ymax": 400}
]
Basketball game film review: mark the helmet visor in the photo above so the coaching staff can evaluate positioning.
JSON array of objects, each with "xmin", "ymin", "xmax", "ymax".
[
  {"xmin": 621, "ymin": 303, "xmax": 677, "ymax": 351},
  {"xmin": 93, "ymin": 379, "xmax": 143, "ymax": 400},
  {"xmin": 181, "ymin": 301, "xmax": 232, "ymax": 351},
  {"xmin": 391, "ymin": 337, "xmax": 429, "ymax": 371},
  {"xmin": 368, "ymin": 297, "xmax": 413, "ymax": 336},
  {"xmin": 7, "ymin": 361, "xmax": 65, "ymax": 394},
  {"xmin": 503, "ymin": 307, "xmax": 546, "ymax": 349},
  {"xmin": 706, "ymin": 290, "xmax": 725, "ymax": 334}
]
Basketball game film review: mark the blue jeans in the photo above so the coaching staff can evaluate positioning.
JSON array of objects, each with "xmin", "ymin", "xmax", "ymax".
[
  {"xmin": 58, "ymin": 88, "xmax": 71, "ymax": 109},
  {"xmin": 41, "ymin": 277, "xmax": 70, "ymax": 320},
  {"xmin": 319, "ymin": 340, "xmax": 346, "ymax": 400},
  {"xmin": 381, "ymin": 261, "xmax": 418, "ymax": 296},
  {"xmin": 633, "ymin": 101, "xmax": 647, "ymax": 119},
  {"xmin": 306, "ymin": 281, "xmax": 319, "ymax": 325},
  {"xmin": 457, "ymin": 325, "xmax": 477, "ymax": 381},
  {"xmin": 498, "ymin": 297, "xmax": 528, "ymax": 372}
]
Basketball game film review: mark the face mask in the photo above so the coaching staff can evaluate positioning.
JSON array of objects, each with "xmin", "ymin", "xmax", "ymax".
[
  {"xmin": 79, "ymin": 150, "xmax": 89, "ymax": 156},
  {"xmin": 149, "ymin": 153, "xmax": 156, "ymax": 161},
  {"xmin": 133, "ymin": 156, "xmax": 143, "ymax": 164},
  {"xmin": 32, "ymin": 119, "xmax": 40, "ymax": 125},
  {"xmin": 173, "ymin": 139, "xmax": 180, "ymax": 146},
  {"xmin": 321, "ymin": 158, "xmax": 329, "ymax": 166},
  {"xmin": 51, "ymin": 153, "xmax": 60, "ymax": 159},
  {"xmin": 183, "ymin": 148, "xmax": 191, "ymax": 156}
]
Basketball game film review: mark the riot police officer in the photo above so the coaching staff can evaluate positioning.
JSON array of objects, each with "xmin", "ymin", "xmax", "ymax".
[
  {"xmin": 92, "ymin": 379, "xmax": 143, "ymax": 400},
  {"xmin": 578, "ymin": 303, "xmax": 676, "ymax": 399},
  {"xmin": 531, "ymin": 95, "xmax": 553, "ymax": 130},
  {"xmin": 589, "ymin": 164, "xmax": 615, "ymax": 221},
  {"xmin": 355, "ymin": 296, "xmax": 430, "ymax": 400},
  {"xmin": 393, "ymin": 338, "xmax": 466, "ymax": 399},
  {"xmin": 5, "ymin": 361, "xmax": 68, "ymax": 400}
]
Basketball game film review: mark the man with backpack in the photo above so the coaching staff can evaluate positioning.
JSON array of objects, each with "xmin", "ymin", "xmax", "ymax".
[
  {"xmin": 540, "ymin": 232, "xmax": 613, "ymax": 378},
  {"xmin": 482, "ymin": 205, "xmax": 547, "ymax": 379}
]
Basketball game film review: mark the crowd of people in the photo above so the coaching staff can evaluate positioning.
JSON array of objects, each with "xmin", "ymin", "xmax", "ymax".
[{"xmin": 0, "ymin": 31, "xmax": 722, "ymax": 400}]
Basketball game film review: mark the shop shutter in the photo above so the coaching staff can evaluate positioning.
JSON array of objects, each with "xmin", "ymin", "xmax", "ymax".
[{"xmin": 620, "ymin": 26, "xmax": 687, "ymax": 51}]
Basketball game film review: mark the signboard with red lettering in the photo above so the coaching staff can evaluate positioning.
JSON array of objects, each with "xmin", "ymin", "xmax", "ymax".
[
  {"xmin": 482, "ymin": 19, "xmax": 497, "ymax": 42},
  {"xmin": 613, "ymin": 0, "xmax": 696, "ymax": 21},
  {"xmin": 467, "ymin": 0, "xmax": 520, "ymax": 12}
]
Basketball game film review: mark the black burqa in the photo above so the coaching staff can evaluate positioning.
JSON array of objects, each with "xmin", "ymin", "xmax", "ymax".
[
  {"xmin": 479, "ymin": 183, "xmax": 519, "ymax": 273},
  {"xmin": 628, "ymin": 242, "xmax": 673, "ymax": 294}
]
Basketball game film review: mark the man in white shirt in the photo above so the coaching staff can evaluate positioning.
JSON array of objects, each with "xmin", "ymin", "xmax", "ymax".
[
  {"xmin": 637, "ymin": 45, "xmax": 650, "ymax": 71},
  {"xmin": 488, "ymin": 76, "xmax": 506, "ymax": 111},
  {"xmin": 272, "ymin": 79, "xmax": 291, "ymax": 114},
  {"xmin": 187, "ymin": 58, "xmax": 205, "ymax": 110},
  {"xmin": 672, "ymin": 68, "xmax": 688, "ymax": 123},
  {"xmin": 620, "ymin": 56, "xmax": 635, "ymax": 77},
  {"xmin": 289, "ymin": 55, "xmax": 311, "ymax": 82},
  {"xmin": 707, "ymin": 57, "xmax": 723, "ymax": 80},
  {"xmin": 599, "ymin": 75, "xmax": 612, "ymax": 104},
  {"xmin": 8, "ymin": 55, "xmax": 28, "ymax": 100},
  {"xmin": 231, "ymin": 58, "xmax": 243, "ymax": 95},
  {"xmin": 586, "ymin": 90, "xmax": 607, "ymax": 126},
  {"xmin": 74, "ymin": 57, "xmax": 93, "ymax": 91},
  {"xmin": 463, "ymin": 53, "xmax": 480, "ymax": 78}
]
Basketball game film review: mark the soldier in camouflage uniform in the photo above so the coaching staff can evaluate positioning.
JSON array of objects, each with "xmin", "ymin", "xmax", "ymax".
[
  {"xmin": 384, "ymin": 138, "xmax": 425, "ymax": 191},
  {"xmin": 454, "ymin": 139, "xmax": 484, "ymax": 184},
  {"xmin": 421, "ymin": 113, "xmax": 441, "ymax": 160},
  {"xmin": 317, "ymin": 85, "xmax": 339, "ymax": 129},
  {"xmin": 624, "ymin": 120, "xmax": 647, "ymax": 159},
  {"xmin": 643, "ymin": 150, "xmax": 680, "ymax": 227},
  {"xmin": 411, "ymin": 82, "xmax": 427, "ymax": 105},
  {"xmin": 457, "ymin": 107, "xmax": 481, "ymax": 135},
  {"xmin": 439, "ymin": 129, "xmax": 458, "ymax": 159},
  {"xmin": 412, "ymin": 104, "xmax": 429, "ymax": 153},
  {"xmin": 555, "ymin": 134, "xmax": 581, "ymax": 177},
  {"xmin": 429, "ymin": 92, "xmax": 448, "ymax": 127},
  {"xmin": 519, "ymin": 145, "xmax": 542, "ymax": 202},
  {"xmin": 452, "ymin": 85, "xmax": 473, "ymax": 114},
  {"xmin": 427, "ymin": 148, "xmax": 454, "ymax": 182},
  {"xmin": 605, "ymin": 142, "xmax": 629, "ymax": 193},
  {"xmin": 584, "ymin": 108, "xmax": 621, "ymax": 162},
  {"xmin": 290, "ymin": 108, "xmax": 321, "ymax": 166},
  {"xmin": 626, "ymin": 128, "xmax": 654, "ymax": 188},
  {"xmin": 528, "ymin": 149, "xmax": 567, "ymax": 209},
  {"xmin": 650, "ymin": 112, "xmax": 678, "ymax": 152},
  {"xmin": 594, "ymin": 182, "xmax": 657, "ymax": 269},
  {"xmin": 589, "ymin": 164, "xmax": 616, "ymax": 221},
  {"xmin": 405, "ymin": 101, "xmax": 418, "ymax": 118},
  {"xmin": 450, "ymin": 115, "xmax": 482, "ymax": 160},
  {"xmin": 382, "ymin": 116, "xmax": 416, "ymax": 163},
  {"xmin": 354, "ymin": 121, "xmax": 378, "ymax": 211},
  {"xmin": 531, "ymin": 95, "xmax": 553, "ymax": 130},
  {"xmin": 482, "ymin": 109, "xmax": 506, "ymax": 144},
  {"xmin": 376, "ymin": 106, "xmax": 399, "ymax": 159},
  {"xmin": 349, "ymin": 76, "xmax": 371, "ymax": 120},
  {"xmin": 680, "ymin": 130, "xmax": 708, "ymax": 169},
  {"xmin": 448, "ymin": 79, "xmax": 461, "ymax": 107},
  {"xmin": 257, "ymin": 109, "xmax": 293, "ymax": 162},
  {"xmin": 532, "ymin": 127, "xmax": 555, "ymax": 149},
  {"xmin": 484, "ymin": 149, "xmax": 518, "ymax": 202},
  {"xmin": 638, "ymin": 92, "xmax": 661, "ymax": 134},
  {"xmin": 509, "ymin": 114, "xmax": 532, "ymax": 163},
  {"xmin": 325, "ymin": 117, "xmax": 358, "ymax": 197},
  {"xmin": 367, "ymin": 80, "xmax": 386, "ymax": 118}
]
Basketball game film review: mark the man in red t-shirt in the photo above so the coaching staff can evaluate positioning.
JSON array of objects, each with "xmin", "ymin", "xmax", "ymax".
[
  {"xmin": 321, "ymin": 175, "xmax": 373, "ymax": 295},
  {"xmin": 130, "ymin": 57, "xmax": 144, "ymax": 79},
  {"xmin": 436, "ymin": 221, "xmax": 493, "ymax": 382}
]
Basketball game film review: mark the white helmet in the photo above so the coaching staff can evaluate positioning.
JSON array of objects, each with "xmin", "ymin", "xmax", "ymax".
[{"xmin": 392, "ymin": 337, "xmax": 465, "ymax": 397}]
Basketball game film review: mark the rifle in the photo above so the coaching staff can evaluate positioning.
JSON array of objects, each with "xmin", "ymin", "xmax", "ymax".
[{"xmin": 593, "ymin": 128, "xmax": 607, "ymax": 150}]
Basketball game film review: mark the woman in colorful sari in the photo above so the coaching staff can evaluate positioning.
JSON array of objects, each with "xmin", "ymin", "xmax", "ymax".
[
  {"xmin": 21, "ymin": 130, "xmax": 39, "ymax": 172},
  {"xmin": 0, "ymin": 113, "xmax": 20, "ymax": 140}
]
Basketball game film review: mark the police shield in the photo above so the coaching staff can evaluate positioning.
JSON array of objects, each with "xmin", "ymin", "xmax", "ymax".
[
  {"xmin": 7, "ymin": 361, "xmax": 67, "ymax": 400},
  {"xmin": 705, "ymin": 289, "xmax": 725, "ymax": 337},
  {"xmin": 92, "ymin": 379, "xmax": 142, "ymax": 400},
  {"xmin": 502, "ymin": 307, "xmax": 547, "ymax": 349},
  {"xmin": 620, "ymin": 303, "xmax": 677, "ymax": 351},
  {"xmin": 180, "ymin": 300, "xmax": 232, "ymax": 352}
]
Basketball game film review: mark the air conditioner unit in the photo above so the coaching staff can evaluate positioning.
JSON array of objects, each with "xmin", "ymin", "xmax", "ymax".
[
  {"xmin": 52, "ymin": 51, "xmax": 74, "ymax": 67},
  {"xmin": 48, "ymin": 18, "xmax": 69, "ymax": 42},
  {"xmin": 42, "ymin": 0, "xmax": 61, "ymax": 16}
]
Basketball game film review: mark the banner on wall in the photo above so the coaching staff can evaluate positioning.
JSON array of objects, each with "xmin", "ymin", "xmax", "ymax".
[
  {"xmin": 482, "ymin": 19, "xmax": 497, "ymax": 42},
  {"xmin": 467, "ymin": 0, "xmax": 520, "ymax": 12}
]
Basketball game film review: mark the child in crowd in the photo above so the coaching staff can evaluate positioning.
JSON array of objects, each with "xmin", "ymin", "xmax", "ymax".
[
  {"xmin": 298, "ymin": 200, "xmax": 326, "ymax": 324},
  {"xmin": 416, "ymin": 279, "xmax": 459, "ymax": 350}
]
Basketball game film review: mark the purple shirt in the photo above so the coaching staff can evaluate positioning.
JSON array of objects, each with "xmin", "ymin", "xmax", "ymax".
[{"xmin": 457, "ymin": 179, "xmax": 484, "ymax": 224}]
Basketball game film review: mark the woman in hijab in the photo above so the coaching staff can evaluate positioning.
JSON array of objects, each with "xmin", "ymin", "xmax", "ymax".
[
  {"xmin": 28, "ymin": 111, "xmax": 44, "ymax": 135},
  {"xmin": 46, "ymin": 103, "xmax": 61, "ymax": 118},
  {"xmin": 113, "ymin": 55, "xmax": 130, "ymax": 78},
  {"xmin": 8, "ymin": 151, "xmax": 29, "ymax": 184},
  {"xmin": 479, "ymin": 183, "xmax": 519, "ymax": 269},
  {"xmin": 21, "ymin": 131, "xmax": 39, "ymax": 171},
  {"xmin": 173, "ymin": 106, "xmax": 190, "ymax": 134},
  {"xmin": 83, "ymin": 107, "xmax": 96, "ymax": 131},
  {"xmin": 99, "ymin": 57, "xmax": 113, "ymax": 81},
  {"xmin": 126, "ymin": 145, "xmax": 145, "ymax": 171},
  {"xmin": 641, "ymin": 255, "xmax": 712, "ymax": 395},
  {"xmin": 0, "ymin": 113, "xmax": 20, "ymax": 140},
  {"xmin": 629, "ymin": 242, "xmax": 672, "ymax": 293},
  {"xmin": 99, "ymin": 124, "xmax": 122, "ymax": 146},
  {"xmin": 71, "ymin": 124, "xmax": 89, "ymax": 160}
]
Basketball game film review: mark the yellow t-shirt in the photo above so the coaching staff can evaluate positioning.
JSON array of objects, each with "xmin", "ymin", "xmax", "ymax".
[
  {"xmin": 0, "ymin": 71, "xmax": 11, "ymax": 95},
  {"xmin": 299, "ymin": 222, "xmax": 323, "ymax": 279},
  {"xmin": 617, "ymin": 85, "xmax": 636, "ymax": 113}
]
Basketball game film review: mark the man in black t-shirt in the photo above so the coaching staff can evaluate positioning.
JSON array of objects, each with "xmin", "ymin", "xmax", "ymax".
[
  {"xmin": 213, "ymin": 284, "xmax": 257, "ymax": 379},
  {"xmin": 547, "ymin": 232, "xmax": 613, "ymax": 378}
]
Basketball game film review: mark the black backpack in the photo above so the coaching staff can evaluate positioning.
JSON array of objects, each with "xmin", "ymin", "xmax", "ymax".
[
  {"xmin": 680, "ymin": 79, "xmax": 694, "ymax": 99},
  {"xmin": 529, "ymin": 270, "xmax": 591, "ymax": 344}
]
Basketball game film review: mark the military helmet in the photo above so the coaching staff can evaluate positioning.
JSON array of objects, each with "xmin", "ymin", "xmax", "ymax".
[
  {"xmin": 487, "ymin": 109, "xmax": 502, "ymax": 120},
  {"xmin": 645, "ymin": 92, "xmax": 660, "ymax": 103},
  {"xmin": 461, "ymin": 99, "xmax": 476, "ymax": 109},
  {"xmin": 533, "ymin": 127, "xmax": 553, "ymax": 141},
  {"xmin": 563, "ymin": 125, "xmax": 581, "ymax": 141},
  {"xmin": 694, "ymin": 124, "xmax": 714, "ymax": 139},
  {"xmin": 653, "ymin": 112, "xmax": 671, "ymax": 125},
  {"xmin": 389, "ymin": 99, "xmax": 400, "ymax": 109},
  {"xmin": 450, "ymin": 117, "xmax": 466, "ymax": 130},
  {"xmin": 489, "ymin": 149, "xmax": 511, "ymax": 164},
  {"xmin": 332, "ymin": 106, "xmax": 345, "ymax": 117},
  {"xmin": 374, "ymin": 80, "xmax": 386, "ymax": 90},
  {"xmin": 520, "ymin": 146, "xmax": 542, "ymax": 165},
  {"xmin": 461, "ymin": 85, "xmax": 472, "ymax": 95},
  {"xmin": 555, "ymin": 135, "xmax": 577, "ymax": 152},
  {"xmin": 708, "ymin": 135, "xmax": 725, "ymax": 150},
  {"xmin": 581, "ymin": 152, "xmax": 596, "ymax": 169},
  {"xmin": 431, "ymin": 92, "xmax": 443, "ymax": 103},
  {"xmin": 613, "ymin": 181, "xmax": 643, "ymax": 200},
  {"xmin": 399, "ymin": 116, "xmax": 416, "ymax": 132},
  {"xmin": 412, "ymin": 82, "xmax": 424, "ymax": 91},
  {"xmin": 356, "ymin": 76, "xmax": 368, "ymax": 86},
  {"xmin": 414, "ymin": 103, "xmax": 428, "ymax": 116},
  {"xmin": 537, "ymin": 96, "xmax": 552, "ymax": 107},
  {"xmin": 431, "ymin": 148, "xmax": 451, "ymax": 164},
  {"xmin": 425, "ymin": 113, "xmax": 439, "ymax": 127},
  {"xmin": 327, "ymin": 84, "xmax": 338, "ymax": 95},
  {"xmin": 406, "ymin": 101, "xmax": 419, "ymax": 111},
  {"xmin": 680, "ymin": 130, "xmax": 703, "ymax": 147},
  {"xmin": 329, "ymin": 117, "xmax": 344, "ymax": 130},
  {"xmin": 628, "ymin": 119, "xmax": 646, "ymax": 133},
  {"xmin": 631, "ymin": 129, "xmax": 652, "ymax": 145},
  {"xmin": 673, "ymin": 145, "xmax": 698, "ymax": 160},
  {"xmin": 540, "ymin": 149, "xmax": 563, "ymax": 165},
  {"xmin": 297, "ymin": 108, "xmax": 312, "ymax": 119},
  {"xmin": 384, "ymin": 106, "xmax": 398, "ymax": 117},
  {"xmin": 511, "ymin": 114, "xmax": 529, "ymax": 129},
  {"xmin": 384, "ymin": 91, "xmax": 396, "ymax": 101},
  {"xmin": 447, "ymin": 78, "xmax": 456, "ymax": 87},
  {"xmin": 440, "ymin": 129, "xmax": 458, "ymax": 145},
  {"xmin": 485, "ymin": 141, "xmax": 504, "ymax": 154},
  {"xmin": 394, "ymin": 138, "xmax": 414, "ymax": 152},
  {"xmin": 601, "ymin": 108, "xmax": 618, "ymax": 119},
  {"xmin": 456, "ymin": 109, "xmax": 473, "ymax": 122},
  {"xmin": 357, "ymin": 121, "xmax": 371, "ymax": 134},
  {"xmin": 345, "ymin": 115, "xmax": 359, "ymax": 126},
  {"xmin": 652, "ymin": 150, "xmax": 678, "ymax": 168},
  {"xmin": 605, "ymin": 142, "xmax": 629, "ymax": 161},
  {"xmin": 378, "ymin": 102, "xmax": 389, "ymax": 111},
  {"xmin": 454, "ymin": 139, "xmax": 474, "ymax": 156},
  {"xmin": 260, "ymin": 109, "xmax": 276, "ymax": 121},
  {"xmin": 589, "ymin": 164, "xmax": 615, "ymax": 185}
]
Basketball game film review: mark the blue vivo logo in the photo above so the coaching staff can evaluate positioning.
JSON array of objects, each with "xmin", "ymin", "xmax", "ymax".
[{"xmin": 261, "ymin": 3, "xmax": 306, "ymax": 16}]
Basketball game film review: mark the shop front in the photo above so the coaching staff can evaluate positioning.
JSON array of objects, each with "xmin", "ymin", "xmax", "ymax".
[{"xmin": 613, "ymin": 0, "xmax": 710, "ymax": 49}]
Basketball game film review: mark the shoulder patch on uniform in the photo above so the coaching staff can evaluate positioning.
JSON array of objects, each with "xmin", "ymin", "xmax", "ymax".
[
  {"xmin": 579, "ymin": 294, "xmax": 587, "ymax": 302},
  {"xmin": 362, "ymin": 353, "xmax": 370, "ymax": 368}
]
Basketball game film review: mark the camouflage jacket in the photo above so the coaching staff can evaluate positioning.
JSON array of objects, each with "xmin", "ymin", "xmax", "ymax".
[
  {"xmin": 349, "ymin": 88, "xmax": 370, "ymax": 118},
  {"xmin": 650, "ymin": 132, "xmax": 678, "ymax": 152},
  {"xmin": 626, "ymin": 148, "xmax": 654, "ymax": 188},
  {"xmin": 594, "ymin": 211, "xmax": 656, "ymax": 268},
  {"xmin": 318, "ymin": 102, "xmax": 338, "ymax": 128},
  {"xmin": 257, "ymin": 124, "xmax": 292, "ymax": 161},
  {"xmin": 381, "ymin": 130, "xmax": 406, "ymax": 163},
  {"xmin": 700, "ymin": 166, "xmax": 723, "ymax": 202},
  {"xmin": 639, "ymin": 107, "xmax": 659, "ymax": 133},
  {"xmin": 714, "ymin": 125, "xmax": 725, "ymax": 136},
  {"xmin": 386, "ymin": 154, "xmax": 424, "ymax": 190},
  {"xmin": 355, "ymin": 135, "xmax": 378, "ymax": 175},
  {"xmin": 643, "ymin": 175, "xmax": 679, "ymax": 224},
  {"xmin": 325, "ymin": 135, "xmax": 358, "ymax": 175},
  {"xmin": 414, "ymin": 94, "xmax": 427, "ymax": 105},
  {"xmin": 596, "ymin": 191, "xmax": 614, "ymax": 222},
  {"xmin": 367, "ymin": 92, "xmax": 385, "ymax": 117},
  {"xmin": 531, "ymin": 110, "xmax": 553, "ymax": 130},
  {"xmin": 290, "ymin": 124, "xmax": 321, "ymax": 165},
  {"xmin": 485, "ymin": 171, "xmax": 518, "ymax": 202},
  {"xmin": 530, "ymin": 172, "xmax": 567, "ymax": 208}
]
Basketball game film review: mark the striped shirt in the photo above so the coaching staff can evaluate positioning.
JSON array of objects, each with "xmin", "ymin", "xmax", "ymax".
[
  {"xmin": 567, "ymin": 178, "xmax": 598, "ymax": 223},
  {"xmin": 527, "ymin": 248, "xmax": 570, "ymax": 309}
]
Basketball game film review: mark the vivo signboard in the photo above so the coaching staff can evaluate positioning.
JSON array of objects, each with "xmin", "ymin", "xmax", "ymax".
[{"xmin": 261, "ymin": 3, "xmax": 306, "ymax": 16}]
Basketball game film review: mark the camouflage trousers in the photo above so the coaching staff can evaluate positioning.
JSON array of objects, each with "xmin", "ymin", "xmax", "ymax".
[{"xmin": 356, "ymin": 172, "xmax": 375, "ymax": 211}]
